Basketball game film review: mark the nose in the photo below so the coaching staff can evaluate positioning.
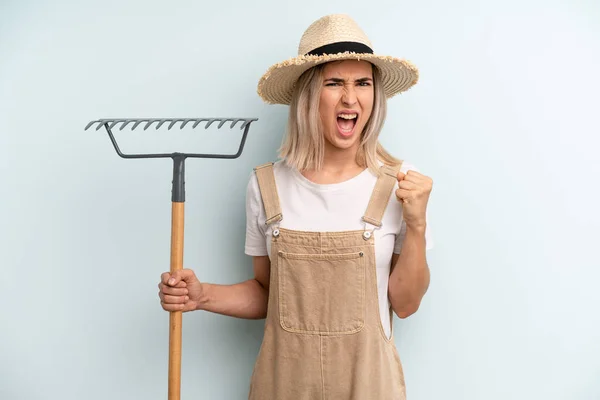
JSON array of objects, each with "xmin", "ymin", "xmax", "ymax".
[{"xmin": 342, "ymin": 85, "xmax": 357, "ymax": 106}]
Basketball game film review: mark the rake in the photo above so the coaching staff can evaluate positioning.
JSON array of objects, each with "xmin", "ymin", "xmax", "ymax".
[{"xmin": 85, "ymin": 117, "xmax": 258, "ymax": 400}]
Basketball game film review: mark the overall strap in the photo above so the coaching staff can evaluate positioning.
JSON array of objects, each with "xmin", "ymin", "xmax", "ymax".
[
  {"xmin": 254, "ymin": 162, "xmax": 283, "ymax": 226},
  {"xmin": 362, "ymin": 163, "xmax": 403, "ymax": 227}
]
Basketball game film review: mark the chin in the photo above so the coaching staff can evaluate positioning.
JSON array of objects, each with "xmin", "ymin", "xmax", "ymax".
[{"xmin": 326, "ymin": 129, "xmax": 362, "ymax": 151}]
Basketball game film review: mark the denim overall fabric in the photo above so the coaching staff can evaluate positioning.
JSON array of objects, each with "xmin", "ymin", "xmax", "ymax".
[{"xmin": 248, "ymin": 162, "xmax": 406, "ymax": 400}]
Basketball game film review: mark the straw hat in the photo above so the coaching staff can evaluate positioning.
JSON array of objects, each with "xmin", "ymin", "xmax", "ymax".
[{"xmin": 257, "ymin": 14, "xmax": 419, "ymax": 105}]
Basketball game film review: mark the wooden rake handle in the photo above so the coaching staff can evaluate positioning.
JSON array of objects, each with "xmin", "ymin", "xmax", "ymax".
[
  {"xmin": 168, "ymin": 155, "xmax": 186, "ymax": 400},
  {"xmin": 169, "ymin": 201, "xmax": 184, "ymax": 400}
]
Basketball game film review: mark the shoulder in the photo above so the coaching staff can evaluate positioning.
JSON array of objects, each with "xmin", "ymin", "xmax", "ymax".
[
  {"xmin": 246, "ymin": 160, "xmax": 291, "ymax": 201},
  {"xmin": 248, "ymin": 159, "xmax": 289, "ymax": 184},
  {"xmin": 250, "ymin": 159, "xmax": 290, "ymax": 175}
]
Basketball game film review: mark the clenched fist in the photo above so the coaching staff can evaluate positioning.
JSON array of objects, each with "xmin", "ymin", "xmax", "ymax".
[
  {"xmin": 395, "ymin": 170, "xmax": 433, "ymax": 229},
  {"xmin": 158, "ymin": 269, "xmax": 204, "ymax": 312}
]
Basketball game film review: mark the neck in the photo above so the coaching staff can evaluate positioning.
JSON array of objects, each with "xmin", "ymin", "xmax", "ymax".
[
  {"xmin": 301, "ymin": 141, "xmax": 364, "ymax": 184},
  {"xmin": 322, "ymin": 143, "xmax": 359, "ymax": 172}
]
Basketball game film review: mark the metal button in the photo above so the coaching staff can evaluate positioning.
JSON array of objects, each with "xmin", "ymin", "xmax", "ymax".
[
  {"xmin": 363, "ymin": 231, "xmax": 371, "ymax": 240},
  {"xmin": 359, "ymin": 251, "xmax": 364, "ymax": 257},
  {"xmin": 273, "ymin": 229, "xmax": 280, "ymax": 237}
]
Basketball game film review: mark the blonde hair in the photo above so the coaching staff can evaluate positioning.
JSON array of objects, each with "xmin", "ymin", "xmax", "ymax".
[{"xmin": 278, "ymin": 61, "xmax": 400, "ymax": 175}]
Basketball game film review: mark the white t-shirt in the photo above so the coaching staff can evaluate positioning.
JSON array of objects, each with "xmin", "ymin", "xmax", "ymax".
[{"xmin": 245, "ymin": 160, "xmax": 434, "ymax": 339}]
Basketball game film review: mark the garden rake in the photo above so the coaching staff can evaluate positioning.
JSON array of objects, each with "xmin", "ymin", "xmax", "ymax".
[{"xmin": 84, "ymin": 117, "xmax": 258, "ymax": 400}]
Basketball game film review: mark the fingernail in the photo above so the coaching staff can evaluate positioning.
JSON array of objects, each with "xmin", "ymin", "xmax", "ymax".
[{"xmin": 168, "ymin": 278, "xmax": 175, "ymax": 285}]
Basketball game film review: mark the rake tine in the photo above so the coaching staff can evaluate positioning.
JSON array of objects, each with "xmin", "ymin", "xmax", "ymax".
[
  {"xmin": 241, "ymin": 119, "xmax": 252, "ymax": 130},
  {"xmin": 192, "ymin": 119, "xmax": 208, "ymax": 129},
  {"xmin": 168, "ymin": 119, "xmax": 185, "ymax": 130},
  {"xmin": 144, "ymin": 119, "xmax": 160, "ymax": 130},
  {"xmin": 205, "ymin": 119, "xmax": 218, "ymax": 129},
  {"xmin": 180, "ymin": 119, "xmax": 194, "ymax": 129},
  {"xmin": 120, "ymin": 119, "xmax": 135, "ymax": 130},
  {"xmin": 156, "ymin": 119, "xmax": 169, "ymax": 130},
  {"xmin": 230, "ymin": 119, "xmax": 242, "ymax": 129},
  {"xmin": 96, "ymin": 120, "xmax": 107, "ymax": 130},
  {"xmin": 132, "ymin": 119, "xmax": 147, "ymax": 130},
  {"xmin": 109, "ymin": 120, "xmax": 124, "ymax": 130},
  {"xmin": 217, "ymin": 119, "xmax": 231, "ymax": 129},
  {"xmin": 84, "ymin": 120, "xmax": 97, "ymax": 131}
]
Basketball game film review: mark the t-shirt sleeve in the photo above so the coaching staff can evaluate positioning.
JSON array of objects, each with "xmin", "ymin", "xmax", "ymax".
[
  {"xmin": 393, "ymin": 162, "xmax": 435, "ymax": 253},
  {"xmin": 244, "ymin": 172, "xmax": 268, "ymax": 256}
]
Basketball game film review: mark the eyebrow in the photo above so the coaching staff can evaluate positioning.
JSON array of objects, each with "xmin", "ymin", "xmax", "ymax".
[{"xmin": 324, "ymin": 77, "xmax": 373, "ymax": 83}]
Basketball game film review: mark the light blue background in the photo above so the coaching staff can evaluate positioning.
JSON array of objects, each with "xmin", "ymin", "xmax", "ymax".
[{"xmin": 1, "ymin": 1, "xmax": 599, "ymax": 399}]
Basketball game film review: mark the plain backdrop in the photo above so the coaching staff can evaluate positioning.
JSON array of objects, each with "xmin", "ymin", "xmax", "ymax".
[{"xmin": 1, "ymin": 0, "xmax": 599, "ymax": 399}]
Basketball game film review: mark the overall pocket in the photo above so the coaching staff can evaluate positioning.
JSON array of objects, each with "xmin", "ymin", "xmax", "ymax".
[{"xmin": 277, "ymin": 250, "xmax": 365, "ymax": 335}]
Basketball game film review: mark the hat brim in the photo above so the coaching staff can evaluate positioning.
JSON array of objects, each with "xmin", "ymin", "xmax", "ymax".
[{"xmin": 257, "ymin": 52, "xmax": 419, "ymax": 105}]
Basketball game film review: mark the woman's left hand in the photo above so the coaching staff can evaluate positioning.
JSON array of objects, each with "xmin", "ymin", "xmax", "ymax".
[{"xmin": 395, "ymin": 170, "xmax": 433, "ymax": 229}]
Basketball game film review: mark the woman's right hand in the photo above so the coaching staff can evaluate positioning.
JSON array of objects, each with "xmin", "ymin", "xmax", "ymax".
[{"xmin": 158, "ymin": 269, "xmax": 205, "ymax": 312}]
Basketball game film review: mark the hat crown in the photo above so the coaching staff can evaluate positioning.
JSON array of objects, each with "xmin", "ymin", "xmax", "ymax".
[{"xmin": 297, "ymin": 14, "xmax": 373, "ymax": 56}]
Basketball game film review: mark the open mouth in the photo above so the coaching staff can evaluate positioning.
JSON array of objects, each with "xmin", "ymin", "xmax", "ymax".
[{"xmin": 336, "ymin": 112, "xmax": 358, "ymax": 136}]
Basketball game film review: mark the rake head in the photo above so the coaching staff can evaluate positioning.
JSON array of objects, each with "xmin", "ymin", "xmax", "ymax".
[
  {"xmin": 85, "ymin": 117, "xmax": 258, "ymax": 202},
  {"xmin": 84, "ymin": 117, "xmax": 258, "ymax": 159}
]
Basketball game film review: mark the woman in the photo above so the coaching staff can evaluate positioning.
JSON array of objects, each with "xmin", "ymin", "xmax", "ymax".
[{"xmin": 158, "ymin": 14, "xmax": 434, "ymax": 399}]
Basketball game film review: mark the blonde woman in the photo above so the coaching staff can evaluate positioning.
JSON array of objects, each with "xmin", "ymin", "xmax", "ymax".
[{"xmin": 159, "ymin": 14, "xmax": 434, "ymax": 399}]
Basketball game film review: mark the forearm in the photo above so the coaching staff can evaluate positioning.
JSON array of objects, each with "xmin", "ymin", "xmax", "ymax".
[
  {"xmin": 197, "ymin": 279, "xmax": 268, "ymax": 319},
  {"xmin": 388, "ymin": 225, "xmax": 430, "ymax": 318}
]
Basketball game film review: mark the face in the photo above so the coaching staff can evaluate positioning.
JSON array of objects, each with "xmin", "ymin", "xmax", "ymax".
[{"xmin": 318, "ymin": 60, "xmax": 374, "ymax": 153}]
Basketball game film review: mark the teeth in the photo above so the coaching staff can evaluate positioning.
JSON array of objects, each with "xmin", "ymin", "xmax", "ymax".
[{"xmin": 338, "ymin": 113, "xmax": 357, "ymax": 119}]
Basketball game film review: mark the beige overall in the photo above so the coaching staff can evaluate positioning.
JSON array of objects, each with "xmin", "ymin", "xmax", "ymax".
[{"xmin": 248, "ymin": 162, "xmax": 407, "ymax": 400}]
